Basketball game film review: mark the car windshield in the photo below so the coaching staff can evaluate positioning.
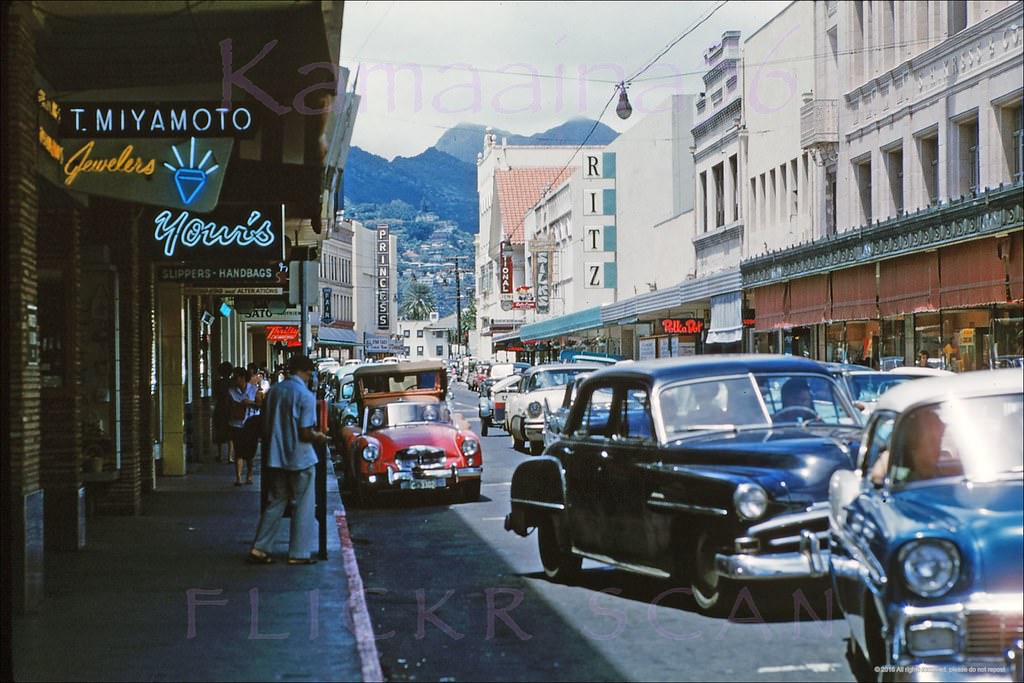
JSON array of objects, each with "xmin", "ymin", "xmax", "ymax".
[
  {"xmin": 891, "ymin": 394, "xmax": 1023, "ymax": 483},
  {"xmin": 526, "ymin": 368, "xmax": 591, "ymax": 391},
  {"xmin": 366, "ymin": 401, "xmax": 451, "ymax": 430},
  {"xmin": 846, "ymin": 374, "xmax": 913, "ymax": 402},
  {"xmin": 658, "ymin": 373, "xmax": 859, "ymax": 437}
]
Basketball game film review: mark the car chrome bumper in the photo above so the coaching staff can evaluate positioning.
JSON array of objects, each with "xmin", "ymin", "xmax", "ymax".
[
  {"xmin": 362, "ymin": 466, "xmax": 483, "ymax": 489},
  {"xmin": 883, "ymin": 594, "xmax": 1024, "ymax": 683},
  {"xmin": 716, "ymin": 549, "xmax": 829, "ymax": 580},
  {"xmin": 524, "ymin": 418, "xmax": 545, "ymax": 440}
]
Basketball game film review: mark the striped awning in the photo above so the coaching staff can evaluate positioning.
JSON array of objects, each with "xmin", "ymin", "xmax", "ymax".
[{"xmin": 520, "ymin": 306, "xmax": 605, "ymax": 341}]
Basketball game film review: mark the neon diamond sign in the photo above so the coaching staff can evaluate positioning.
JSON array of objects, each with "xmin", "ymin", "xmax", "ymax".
[{"xmin": 163, "ymin": 137, "xmax": 220, "ymax": 206}]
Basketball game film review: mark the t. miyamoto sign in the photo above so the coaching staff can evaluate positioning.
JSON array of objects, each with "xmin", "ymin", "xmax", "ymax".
[
  {"xmin": 376, "ymin": 225, "xmax": 391, "ymax": 330},
  {"xmin": 60, "ymin": 103, "xmax": 257, "ymax": 138},
  {"xmin": 148, "ymin": 204, "xmax": 284, "ymax": 263}
]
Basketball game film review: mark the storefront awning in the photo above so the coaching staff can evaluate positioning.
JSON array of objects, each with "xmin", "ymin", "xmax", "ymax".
[
  {"xmin": 938, "ymin": 238, "xmax": 1007, "ymax": 308},
  {"xmin": 521, "ymin": 306, "xmax": 604, "ymax": 341},
  {"xmin": 705, "ymin": 291, "xmax": 743, "ymax": 344},
  {"xmin": 830, "ymin": 264, "xmax": 877, "ymax": 321},
  {"xmin": 317, "ymin": 327, "xmax": 358, "ymax": 346},
  {"xmin": 879, "ymin": 251, "xmax": 939, "ymax": 317},
  {"xmin": 789, "ymin": 275, "xmax": 829, "ymax": 327},
  {"xmin": 753, "ymin": 283, "xmax": 788, "ymax": 332},
  {"xmin": 1011, "ymin": 232, "xmax": 1024, "ymax": 301}
]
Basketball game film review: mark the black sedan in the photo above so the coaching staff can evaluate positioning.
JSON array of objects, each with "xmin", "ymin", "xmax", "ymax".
[{"xmin": 505, "ymin": 354, "xmax": 863, "ymax": 613}]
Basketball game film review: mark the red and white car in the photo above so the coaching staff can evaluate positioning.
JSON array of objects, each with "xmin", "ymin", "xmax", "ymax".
[{"xmin": 339, "ymin": 361, "xmax": 483, "ymax": 504}]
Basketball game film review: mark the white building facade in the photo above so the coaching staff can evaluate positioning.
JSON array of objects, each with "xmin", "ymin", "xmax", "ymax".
[{"xmin": 742, "ymin": 0, "xmax": 1023, "ymax": 370}]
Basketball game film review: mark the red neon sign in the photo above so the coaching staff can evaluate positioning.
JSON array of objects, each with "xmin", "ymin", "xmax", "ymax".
[
  {"xmin": 660, "ymin": 318, "xmax": 704, "ymax": 335},
  {"xmin": 265, "ymin": 325, "xmax": 300, "ymax": 344}
]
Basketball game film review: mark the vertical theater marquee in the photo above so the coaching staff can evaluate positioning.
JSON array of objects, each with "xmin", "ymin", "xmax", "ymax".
[{"xmin": 377, "ymin": 224, "xmax": 390, "ymax": 329}]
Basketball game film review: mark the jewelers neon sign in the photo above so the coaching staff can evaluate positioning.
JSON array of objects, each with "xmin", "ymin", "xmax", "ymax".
[{"xmin": 154, "ymin": 208, "xmax": 277, "ymax": 258}]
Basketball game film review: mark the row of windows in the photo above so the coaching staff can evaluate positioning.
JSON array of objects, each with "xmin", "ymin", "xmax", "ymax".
[
  {"xmin": 852, "ymin": 101, "xmax": 1022, "ymax": 228},
  {"xmin": 404, "ymin": 345, "xmax": 447, "ymax": 357},
  {"xmin": 319, "ymin": 254, "xmax": 352, "ymax": 285},
  {"xmin": 402, "ymin": 328, "xmax": 446, "ymax": 338},
  {"xmin": 747, "ymin": 154, "xmax": 812, "ymax": 235},
  {"xmin": 330, "ymin": 293, "xmax": 352, "ymax": 322}
]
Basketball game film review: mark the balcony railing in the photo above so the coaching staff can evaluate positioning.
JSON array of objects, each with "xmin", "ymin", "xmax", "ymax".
[{"xmin": 800, "ymin": 99, "xmax": 838, "ymax": 149}]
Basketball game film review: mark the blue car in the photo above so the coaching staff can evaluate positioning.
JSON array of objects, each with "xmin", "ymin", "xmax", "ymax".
[{"xmin": 825, "ymin": 369, "xmax": 1024, "ymax": 681}]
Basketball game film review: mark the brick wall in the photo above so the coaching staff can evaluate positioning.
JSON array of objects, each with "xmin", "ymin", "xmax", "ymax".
[{"xmin": 4, "ymin": 2, "xmax": 44, "ymax": 612}]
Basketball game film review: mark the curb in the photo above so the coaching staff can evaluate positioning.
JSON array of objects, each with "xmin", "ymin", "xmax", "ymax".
[{"xmin": 334, "ymin": 505, "xmax": 384, "ymax": 683}]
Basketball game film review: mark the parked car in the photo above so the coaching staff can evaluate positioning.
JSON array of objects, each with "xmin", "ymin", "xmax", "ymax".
[
  {"xmin": 488, "ymin": 362, "xmax": 518, "ymax": 381},
  {"xmin": 478, "ymin": 373, "xmax": 523, "ymax": 437},
  {"xmin": 825, "ymin": 368, "xmax": 1023, "ymax": 680},
  {"xmin": 505, "ymin": 355, "xmax": 863, "ymax": 613},
  {"xmin": 505, "ymin": 363, "xmax": 603, "ymax": 454},
  {"xmin": 338, "ymin": 361, "xmax": 483, "ymax": 504},
  {"xmin": 824, "ymin": 363, "xmax": 945, "ymax": 417},
  {"xmin": 542, "ymin": 372, "xmax": 599, "ymax": 449}
]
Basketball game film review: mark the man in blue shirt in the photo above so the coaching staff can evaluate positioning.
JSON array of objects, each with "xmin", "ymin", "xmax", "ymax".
[{"xmin": 248, "ymin": 354, "xmax": 328, "ymax": 565}]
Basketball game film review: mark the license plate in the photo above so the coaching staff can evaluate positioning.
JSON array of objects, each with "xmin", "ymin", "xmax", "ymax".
[{"xmin": 403, "ymin": 479, "xmax": 444, "ymax": 490}]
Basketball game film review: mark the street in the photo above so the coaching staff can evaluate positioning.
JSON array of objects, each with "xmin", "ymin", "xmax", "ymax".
[{"xmin": 340, "ymin": 383, "xmax": 857, "ymax": 683}]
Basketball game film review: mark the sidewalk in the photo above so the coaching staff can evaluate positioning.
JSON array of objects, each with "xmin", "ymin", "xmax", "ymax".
[{"xmin": 11, "ymin": 461, "xmax": 380, "ymax": 682}]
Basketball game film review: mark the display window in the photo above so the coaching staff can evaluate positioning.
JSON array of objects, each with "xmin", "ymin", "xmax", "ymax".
[{"xmin": 880, "ymin": 317, "xmax": 907, "ymax": 369}]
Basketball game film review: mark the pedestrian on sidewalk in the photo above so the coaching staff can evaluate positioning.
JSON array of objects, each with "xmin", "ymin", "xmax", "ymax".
[
  {"xmin": 228, "ymin": 366, "xmax": 260, "ymax": 486},
  {"xmin": 248, "ymin": 354, "xmax": 328, "ymax": 565},
  {"xmin": 213, "ymin": 361, "xmax": 235, "ymax": 463}
]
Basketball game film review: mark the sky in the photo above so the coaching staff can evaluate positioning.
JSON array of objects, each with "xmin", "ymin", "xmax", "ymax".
[{"xmin": 339, "ymin": 0, "xmax": 792, "ymax": 160}]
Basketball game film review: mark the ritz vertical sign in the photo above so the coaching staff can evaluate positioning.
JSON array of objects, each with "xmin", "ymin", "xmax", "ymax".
[{"xmin": 376, "ymin": 225, "xmax": 390, "ymax": 330}]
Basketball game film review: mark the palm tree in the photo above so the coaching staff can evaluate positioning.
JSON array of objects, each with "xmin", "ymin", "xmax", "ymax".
[{"xmin": 400, "ymin": 282, "xmax": 436, "ymax": 320}]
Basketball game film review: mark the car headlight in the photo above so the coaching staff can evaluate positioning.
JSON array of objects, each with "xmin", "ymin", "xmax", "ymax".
[
  {"xmin": 899, "ymin": 540, "xmax": 960, "ymax": 598},
  {"xmin": 461, "ymin": 438, "xmax": 479, "ymax": 457},
  {"xmin": 527, "ymin": 401, "xmax": 542, "ymax": 418},
  {"xmin": 361, "ymin": 442, "xmax": 380, "ymax": 462},
  {"xmin": 733, "ymin": 483, "xmax": 768, "ymax": 521},
  {"xmin": 369, "ymin": 408, "xmax": 385, "ymax": 428}
]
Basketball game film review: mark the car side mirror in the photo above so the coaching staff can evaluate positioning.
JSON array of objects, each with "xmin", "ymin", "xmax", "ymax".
[{"xmin": 829, "ymin": 469, "xmax": 861, "ymax": 527}]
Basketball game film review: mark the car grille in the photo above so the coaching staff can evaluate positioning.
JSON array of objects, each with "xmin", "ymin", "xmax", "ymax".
[
  {"xmin": 747, "ymin": 504, "xmax": 830, "ymax": 553},
  {"xmin": 396, "ymin": 447, "xmax": 446, "ymax": 470},
  {"xmin": 965, "ymin": 612, "xmax": 1024, "ymax": 657}
]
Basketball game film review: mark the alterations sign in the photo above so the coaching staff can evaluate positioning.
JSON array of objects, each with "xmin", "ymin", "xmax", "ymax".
[{"xmin": 376, "ymin": 225, "xmax": 391, "ymax": 330}]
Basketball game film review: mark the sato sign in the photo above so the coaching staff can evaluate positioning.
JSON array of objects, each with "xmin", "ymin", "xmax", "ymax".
[{"xmin": 148, "ymin": 204, "xmax": 284, "ymax": 263}]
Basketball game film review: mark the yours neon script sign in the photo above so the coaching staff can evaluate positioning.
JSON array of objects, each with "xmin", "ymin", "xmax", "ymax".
[{"xmin": 150, "ymin": 204, "xmax": 284, "ymax": 264}]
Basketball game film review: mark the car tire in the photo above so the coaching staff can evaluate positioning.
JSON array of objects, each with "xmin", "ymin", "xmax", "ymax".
[
  {"xmin": 529, "ymin": 440, "xmax": 544, "ymax": 455},
  {"xmin": 537, "ymin": 516, "xmax": 581, "ymax": 582},
  {"xmin": 462, "ymin": 480, "xmax": 481, "ymax": 502},
  {"xmin": 480, "ymin": 418, "xmax": 489, "ymax": 437},
  {"xmin": 511, "ymin": 417, "xmax": 525, "ymax": 451},
  {"xmin": 844, "ymin": 635, "xmax": 875, "ymax": 683},
  {"xmin": 690, "ymin": 532, "xmax": 736, "ymax": 615}
]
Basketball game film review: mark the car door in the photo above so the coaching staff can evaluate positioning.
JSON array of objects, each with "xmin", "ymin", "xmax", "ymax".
[
  {"xmin": 559, "ymin": 382, "xmax": 615, "ymax": 555},
  {"xmin": 600, "ymin": 384, "xmax": 660, "ymax": 564}
]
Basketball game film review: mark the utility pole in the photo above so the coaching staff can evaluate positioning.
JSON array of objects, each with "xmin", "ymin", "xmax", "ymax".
[{"xmin": 454, "ymin": 255, "xmax": 463, "ymax": 358}]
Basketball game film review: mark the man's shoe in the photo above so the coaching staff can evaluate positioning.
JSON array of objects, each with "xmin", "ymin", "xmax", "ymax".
[{"xmin": 287, "ymin": 557, "xmax": 317, "ymax": 565}]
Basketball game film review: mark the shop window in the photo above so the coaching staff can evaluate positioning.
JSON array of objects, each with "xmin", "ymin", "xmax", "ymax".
[
  {"xmin": 713, "ymin": 162, "xmax": 725, "ymax": 228},
  {"xmin": 729, "ymin": 154, "xmax": 739, "ymax": 221},
  {"xmin": 998, "ymin": 101, "xmax": 1023, "ymax": 185},
  {"xmin": 886, "ymin": 146, "xmax": 904, "ymax": 216},
  {"xmin": 917, "ymin": 133, "xmax": 939, "ymax": 206},
  {"xmin": 947, "ymin": 1, "xmax": 967, "ymax": 35},
  {"xmin": 956, "ymin": 117, "xmax": 980, "ymax": 195},
  {"xmin": 914, "ymin": 313, "xmax": 944, "ymax": 369},
  {"xmin": 855, "ymin": 157, "xmax": 872, "ymax": 225},
  {"xmin": 992, "ymin": 314, "xmax": 1024, "ymax": 366},
  {"xmin": 699, "ymin": 171, "xmax": 708, "ymax": 232},
  {"xmin": 880, "ymin": 317, "xmax": 907, "ymax": 368}
]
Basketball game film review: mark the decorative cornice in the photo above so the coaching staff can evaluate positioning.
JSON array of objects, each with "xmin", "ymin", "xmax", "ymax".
[
  {"xmin": 694, "ymin": 221, "xmax": 744, "ymax": 252},
  {"xmin": 741, "ymin": 184, "xmax": 1024, "ymax": 288},
  {"xmin": 692, "ymin": 98, "xmax": 742, "ymax": 140}
]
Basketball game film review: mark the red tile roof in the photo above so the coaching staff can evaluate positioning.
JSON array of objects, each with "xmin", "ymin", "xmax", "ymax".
[{"xmin": 495, "ymin": 166, "xmax": 574, "ymax": 244}]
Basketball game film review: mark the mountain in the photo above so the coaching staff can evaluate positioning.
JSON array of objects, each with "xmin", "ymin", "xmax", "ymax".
[
  {"xmin": 345, "ymin": 146, "xmax": 477, "ymax": 232},
  {"xmin": 343, "ymin": 118, "xmax": 619, "ymax": 233},
  {"xmin": 434, "ymin": 118, "xmax": 620, "ymax": 164}
]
